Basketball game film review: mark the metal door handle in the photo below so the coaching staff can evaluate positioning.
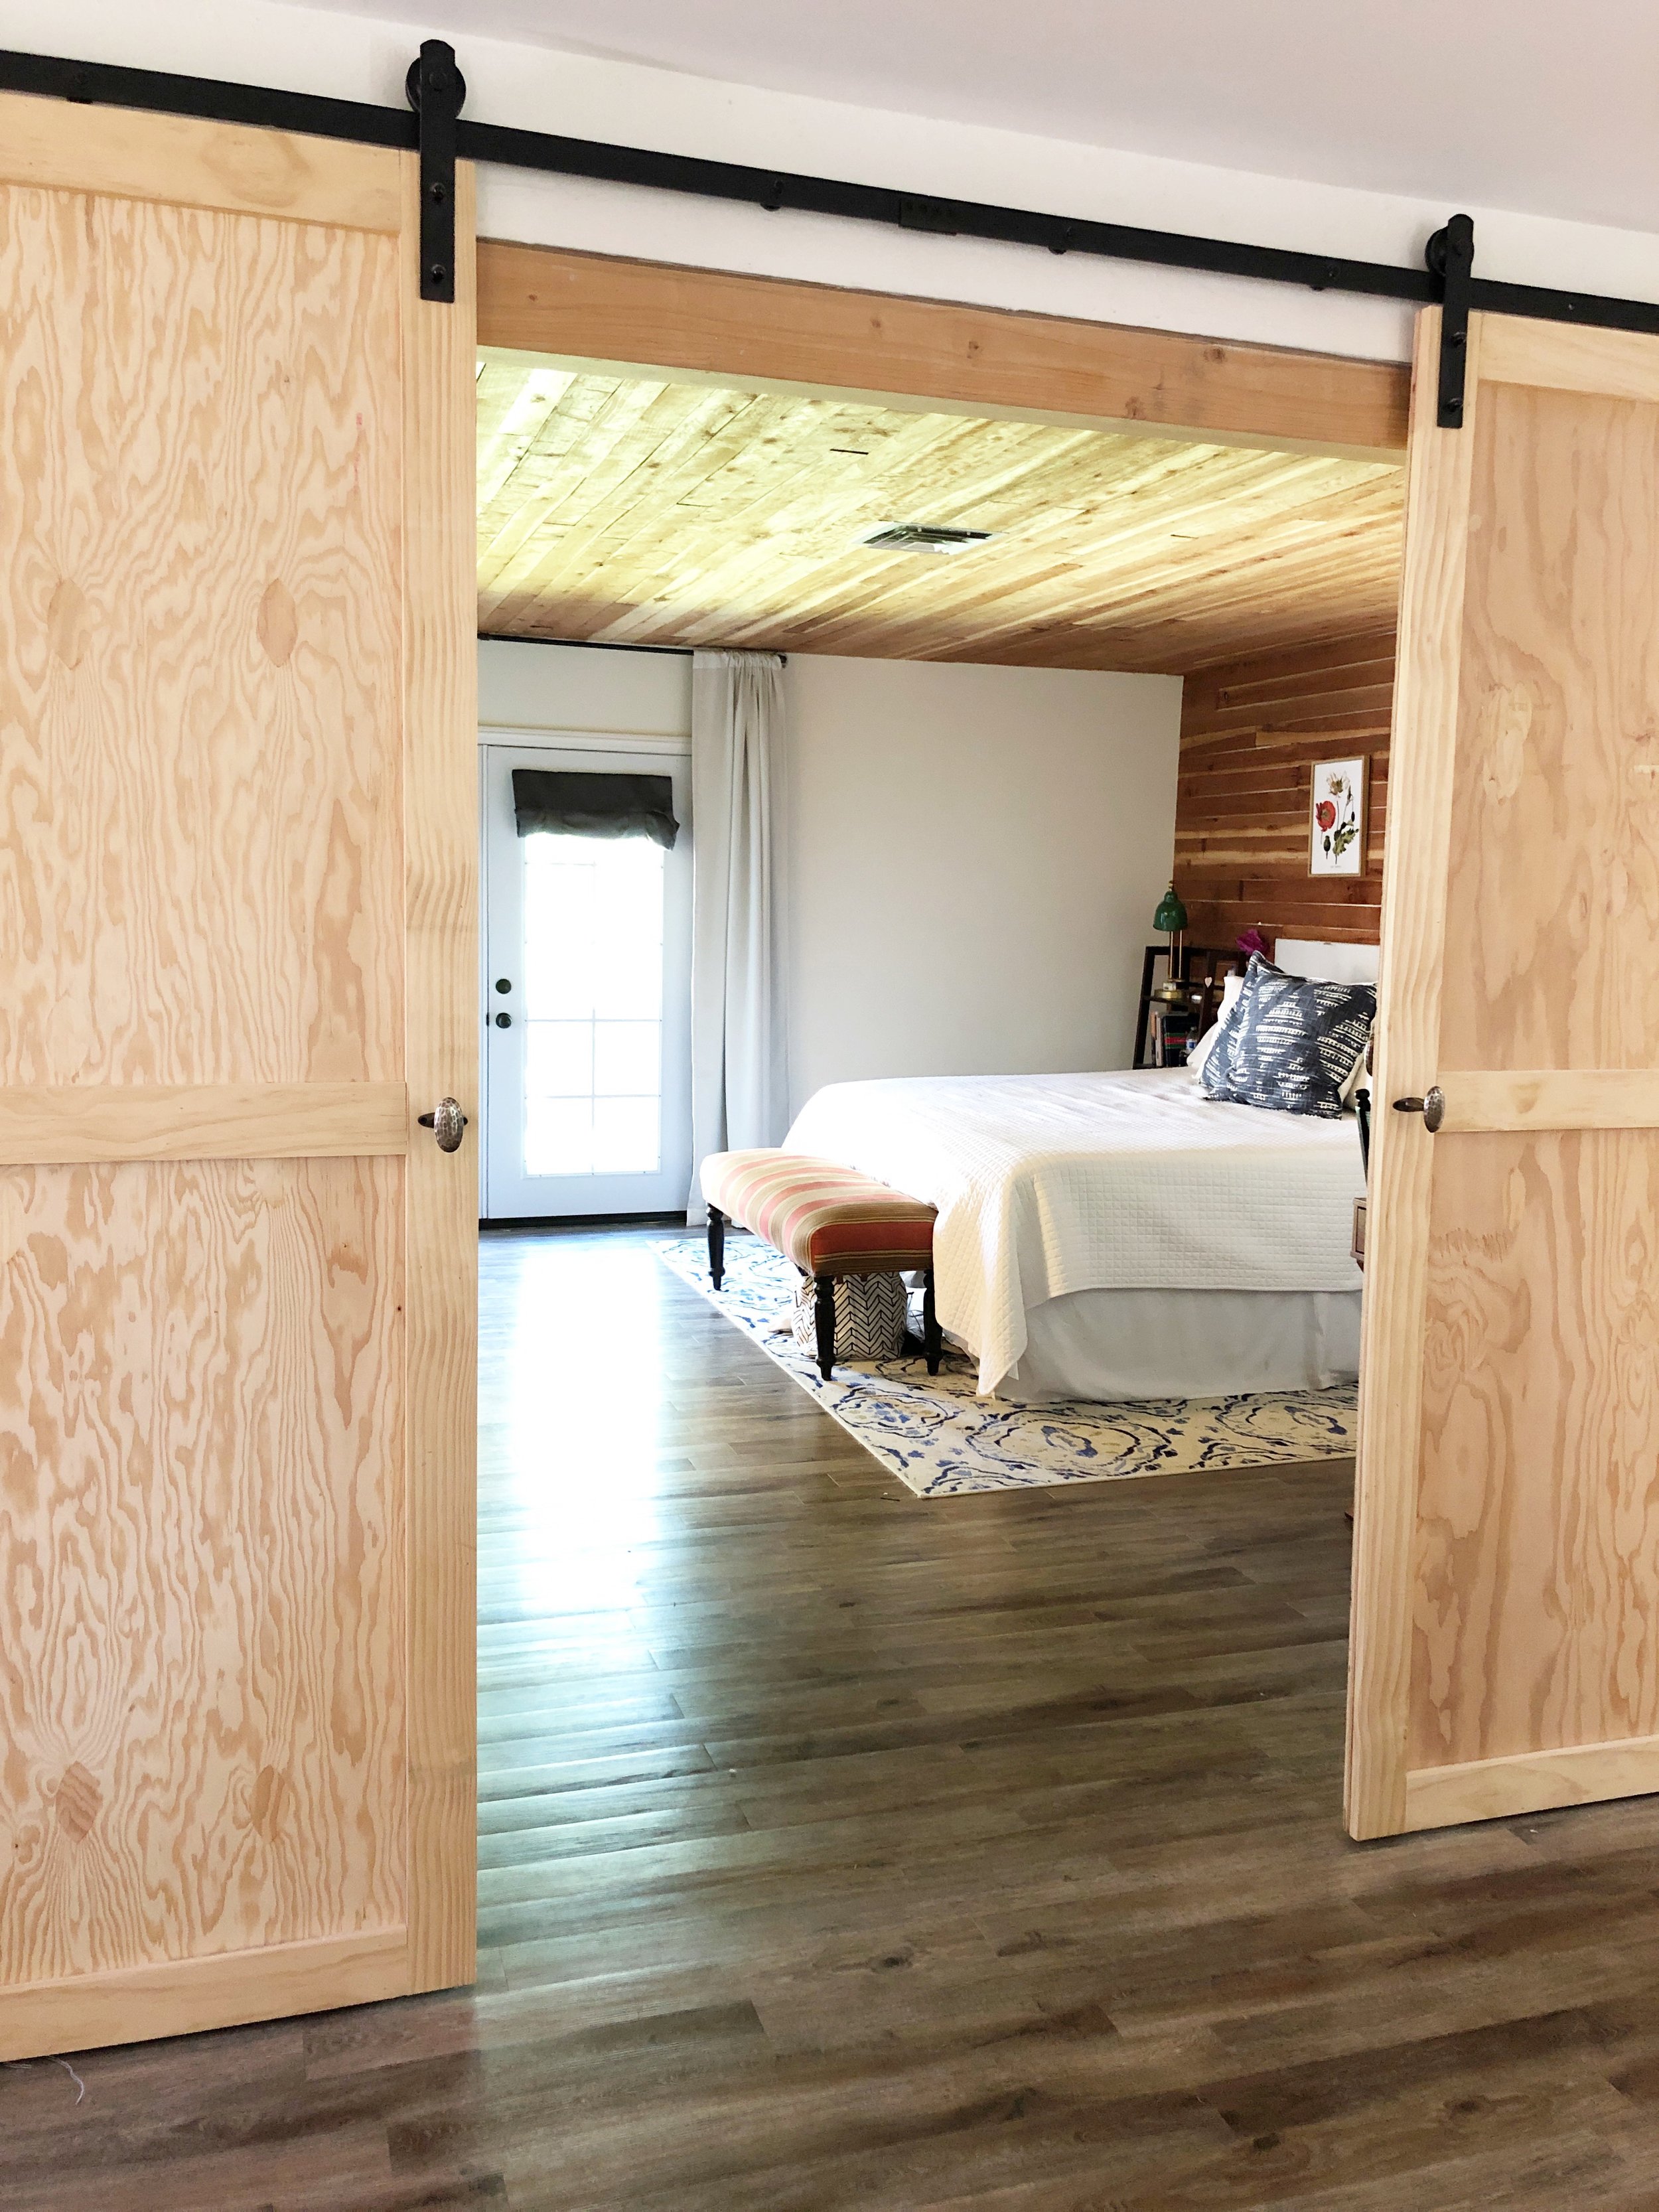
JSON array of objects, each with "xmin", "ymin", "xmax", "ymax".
[
  {"xmin": 417, "ymin": 1098, "xmax": 469, "ymax": 1152},
  {"xmin": 1392, "ymin": 1085, "xmax": 1445, "ymax": 1134},
  {"xmin": 494, "ymin": 1011, "xmax": 512, "ymax": 1027}
]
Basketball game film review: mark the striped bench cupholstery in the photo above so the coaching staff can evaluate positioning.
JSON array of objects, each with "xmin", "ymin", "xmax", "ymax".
[{"xmin": 699, "ymin": 1148, "xmax": 942, "ymax": 1382}]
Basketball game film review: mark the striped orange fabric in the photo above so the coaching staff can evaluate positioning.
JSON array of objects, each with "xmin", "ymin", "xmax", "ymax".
[{"xmin": 701, "ymin": 1149, "xmax": 936, "ymax": 1277}]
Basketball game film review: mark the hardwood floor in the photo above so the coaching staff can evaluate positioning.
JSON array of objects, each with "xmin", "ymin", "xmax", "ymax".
[{"xmin": 9, "ymin": 1224, "xmax": 1659, "ymax": 2208}]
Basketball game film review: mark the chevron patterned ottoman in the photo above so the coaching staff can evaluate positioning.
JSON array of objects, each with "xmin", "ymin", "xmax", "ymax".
[{"xmin": 699, "ymin": 1149, "xmax": 942, "ymax": 1382}]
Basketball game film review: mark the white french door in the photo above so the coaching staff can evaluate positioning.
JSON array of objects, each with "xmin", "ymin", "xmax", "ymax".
[{"xmin": 480, "ymin": 740, "xmax": 691, "ymax": 1220}]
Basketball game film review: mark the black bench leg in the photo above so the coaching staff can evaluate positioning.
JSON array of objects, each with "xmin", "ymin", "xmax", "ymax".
[
  {"xmin": 707, "ymin": 1205, "xmax": 726, "ymax": 1290},
  {"xmin": 922, "ymin": 1268, "xmax": 942, "ymax": 1376},
  {"xmin": 814, "ymin": 1274, "xmax": 836, "ymax": 1381}
]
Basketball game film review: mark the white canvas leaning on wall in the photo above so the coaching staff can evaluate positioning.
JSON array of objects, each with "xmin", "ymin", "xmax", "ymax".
[{"xmin": 1274, "ymin": 938, "xmax": 1380, "ymax": 986}]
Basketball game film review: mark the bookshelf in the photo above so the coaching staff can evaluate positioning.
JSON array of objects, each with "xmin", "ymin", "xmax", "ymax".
[{"xmin": 1132, "ymin": 944, "xmax": 1244, "ymax": 1069}]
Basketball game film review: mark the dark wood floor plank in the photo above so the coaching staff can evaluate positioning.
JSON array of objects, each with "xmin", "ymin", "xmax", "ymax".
[{"xmin": 13, "ymin": 1220, "xmax": 1659, "ymax": 2209}]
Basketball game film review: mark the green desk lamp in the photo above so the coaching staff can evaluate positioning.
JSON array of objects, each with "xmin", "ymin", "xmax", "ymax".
[{"xmin": 1151, "ymin": 882, "xmax": 1189, "ymax": 1002}]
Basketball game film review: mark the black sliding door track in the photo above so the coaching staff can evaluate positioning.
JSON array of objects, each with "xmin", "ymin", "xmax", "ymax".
[{"xmin": 5, "ymin": 40, "xmax": 1657, "ymax": 425}]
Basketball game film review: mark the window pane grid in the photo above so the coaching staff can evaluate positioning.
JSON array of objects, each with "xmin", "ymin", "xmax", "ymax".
[{"xmin": 521, "ymin": 832, "xmax": 666, "ymax": 1178}]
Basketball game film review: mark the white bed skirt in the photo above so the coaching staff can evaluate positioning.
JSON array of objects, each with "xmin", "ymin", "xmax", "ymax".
[{"xmin": 992, "ymin": 1286, "xmax": 1362, "ymax": 1403}]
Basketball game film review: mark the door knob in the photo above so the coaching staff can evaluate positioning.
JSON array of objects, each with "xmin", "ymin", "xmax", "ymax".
[
  {"xmin": 1392, "ymin": 1085, "xmax": 1445, "ymax": 1134},
  {"xmin": 417, "ymin": 1098, "xmax": 469, "ymax": 1152},
  {"xmin": 494, "ymin": 1010, "xmax": 512, "ymax": 1027}
]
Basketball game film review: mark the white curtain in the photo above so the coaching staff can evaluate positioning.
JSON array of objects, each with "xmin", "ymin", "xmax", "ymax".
[{"xmin": 687, "ymin": 649, "xmax": 790, "ymax": 1222}]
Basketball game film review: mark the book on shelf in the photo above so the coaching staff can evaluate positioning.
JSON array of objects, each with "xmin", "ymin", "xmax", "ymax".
[{"xmin": 1147, "ymin": 1003, "xmax": 1196, "ymax": 1067}]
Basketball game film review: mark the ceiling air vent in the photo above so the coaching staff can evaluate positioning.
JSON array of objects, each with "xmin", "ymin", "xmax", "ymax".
[{"xmin": 861, "ymin": 524, "xmax": 993, "ymax": 554}]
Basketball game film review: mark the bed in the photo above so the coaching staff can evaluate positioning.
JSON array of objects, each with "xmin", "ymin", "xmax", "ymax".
[{"xmin": 781, "ymin": 938, "xmax": 1373, "ymax": 1402}]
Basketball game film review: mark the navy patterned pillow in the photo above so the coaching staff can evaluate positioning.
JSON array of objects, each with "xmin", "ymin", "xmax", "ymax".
[{"xmin": 1200, "ymin": 954, "xmax": 1375, "ymax": 1119}]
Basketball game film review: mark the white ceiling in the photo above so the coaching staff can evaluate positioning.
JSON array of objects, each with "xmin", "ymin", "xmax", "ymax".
[{"xmin": 297, "ymin": 0, "xmax": 1659, "ymax": 234}]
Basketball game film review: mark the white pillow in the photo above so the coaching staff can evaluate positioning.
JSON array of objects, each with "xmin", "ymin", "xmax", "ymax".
[{"xmin": 1187, "ymin": 970, "xmax": 1246, "ymax": 1082}]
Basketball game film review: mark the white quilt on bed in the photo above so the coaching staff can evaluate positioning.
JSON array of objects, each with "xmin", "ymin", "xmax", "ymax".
[{"xmin": 784, "ymin": 1068, "xmax": 1366, "ymax": 1394}]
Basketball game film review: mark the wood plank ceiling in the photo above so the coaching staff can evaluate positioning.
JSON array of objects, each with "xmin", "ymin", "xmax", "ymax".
[{"xmin": 477, "ymin": 356, "xmax": 1406, "ymax": 673}]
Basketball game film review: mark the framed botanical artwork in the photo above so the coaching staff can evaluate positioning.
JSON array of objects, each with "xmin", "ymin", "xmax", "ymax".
[{"xmin": 1309, "ymin": 756, "xmax": 1366, "ymax": 877}]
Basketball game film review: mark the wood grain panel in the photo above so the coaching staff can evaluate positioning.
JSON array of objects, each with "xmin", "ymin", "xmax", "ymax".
[
  {"xmin": 1479, "ymin": 315, "xmax": 1659, "ymax": 402},
  {"xmin": 0, "ymin": 1929, "xmax": 407, "ymax": 2064},
  {"xmin": 1403, "ymin": 337, "xmax": 1659, "ymax": 1797},
  {"xmin": 1404, "ymin": 1730, "xmax": 1659, "ymax": 1828},
  {"xmin": 1434, "ymin": 1070, "xmax": 1659, "ymax": 1134},
  {"xmin": 1349, "ymin": 309, "xmax": 1659, "ymax": 1838},
  {"xmin": 1439, "ymin": 382, "xmax": 1659, "ymax": 1072},
  {"xmin": 1412, "ymin": 1129, "xmax": 1659, "ymax": 1769},
  {"xmin": 1173, "ymin": 628, "xmax": 1397, "ymax": 950},
  {"xmin": 0, "ymin": 102, "xmax": 476, "ymax": 2056},
  {"xmin": 0, "ymin": 1083, "xmax": 409, "ymax": 1162},
  {"xmin": 476, "ymin": 361, "xmax": 1404, "ymax": 672},
  {"xmin": 1345, "ymin": 309, "xmax": 1482, "ymax": 1840},
  {"xmin": 0, "ymin": 180, "xmax": 405, "ymax": 1086},
  {"xmin": 0, "ymin": 1157, "xmax": 407, "ymax": 1988},
  {"xmin": 0, "ymin": 87, "xmax": 402, "ymax": 230},
  {"xmin": 477, "ymin": 241, "xmax": 1412, "ymax": 456},
  {"xmin": 402, "ymin": 156, "xmax": 480, "ymax": 1994}
]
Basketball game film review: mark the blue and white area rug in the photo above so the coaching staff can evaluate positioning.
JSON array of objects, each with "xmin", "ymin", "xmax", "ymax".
[{"xmin": 655, "ymin": 1234, "xmax": 1358, "ymax": 1499}]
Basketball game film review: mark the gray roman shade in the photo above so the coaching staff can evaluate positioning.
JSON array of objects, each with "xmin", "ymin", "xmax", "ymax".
[{"xmin": 512, "ymin": 768, "xmax": 680, "ymax": 849}]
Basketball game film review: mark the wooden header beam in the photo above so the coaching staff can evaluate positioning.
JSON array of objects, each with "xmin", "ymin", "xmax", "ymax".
[{"xmin": 476, "ymin": 240, "xmax": 1410, "ymax": 461}]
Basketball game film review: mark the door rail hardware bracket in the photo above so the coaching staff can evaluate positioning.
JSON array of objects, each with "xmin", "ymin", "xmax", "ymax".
[
  {"xmin": 1427, "ymin": 214, "xmax": 1476, "ymax": 428},
  {"xmin": 407, "ymin": 38, "xmax": 465, "ymax": 303}
]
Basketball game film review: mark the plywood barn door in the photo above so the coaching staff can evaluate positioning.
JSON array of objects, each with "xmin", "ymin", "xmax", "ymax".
[
  {"xmin": 0, "ymin": 93, "xmax": 478, "ymax": 2055},
  {"xmin": 1347, "ymin": 308, "xmax": 1659, "ymax": 1837}
]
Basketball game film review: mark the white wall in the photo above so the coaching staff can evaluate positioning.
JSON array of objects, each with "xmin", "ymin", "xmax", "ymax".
[
  {"xmin": 786, "ymin": 656, "xmax": 1179, "ymax": 1111},
  {"xmin": 476, "ymin": 642, "xmax": 1180, "ymax": 1114},
  {"xmin": 478, "ymin": 636, "xmax": 690, "ymax": 739},
  {"xmin": 22, "ymin": 0, "xmax": 1659, "ymax": 366}
]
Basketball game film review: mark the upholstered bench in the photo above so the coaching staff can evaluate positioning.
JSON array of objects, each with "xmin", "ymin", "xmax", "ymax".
[{"xmin": 700, "ymin": 1149, "xmax": 942, "ymax": 1382}]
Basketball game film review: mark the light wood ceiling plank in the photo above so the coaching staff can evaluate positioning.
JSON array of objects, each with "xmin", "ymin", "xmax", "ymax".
[
  {"xmin": 532, "ymin": 447, "xmax": 1379, "ymax": 655},
  {"xmin": 478, "ymin": 386, "xmax": 791, "ymax": 624},
  {"xmin": 476, "ymin": 361, "xmax": 579, "ymax": 512},
  {"xmin": 477, "ymin": 366, "xmax": 1406, "ymax": 671}
]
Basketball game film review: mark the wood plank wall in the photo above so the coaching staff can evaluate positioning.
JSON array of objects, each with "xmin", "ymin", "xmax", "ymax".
[{"xmin": 1173, "ymin": 627, "xmax": 1396, "ymax": 953}]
